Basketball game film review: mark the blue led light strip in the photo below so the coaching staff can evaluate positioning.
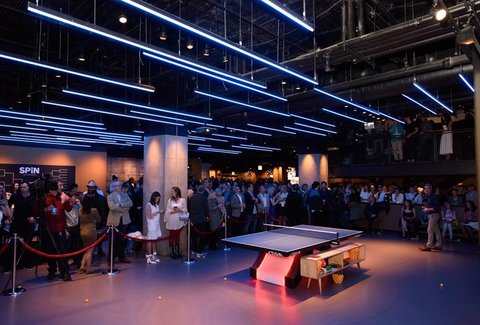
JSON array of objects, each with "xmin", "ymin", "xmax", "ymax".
[
  {"xmin": 0, "ymin": 51, "xmax": 154, "ymax": 92},
  {"xmin": 258, "ymin": 0, "xmax": 314, "ymax": 32},
  {"xmin": 62, "ymin": 89, "xmax": 211, "ymax": 120},
  {"xmin": 27, "ymin": 3, "xmax": 267, "ymax": 90},
  {"xmin": 413, "ymin": 83, "xmax": 453, "ymax": 113},
  {"xmin": 194, "ymin": 90, "xmax": 290, "ymax": 117},
  {"xmin": 401, "ymin": 94, "xmax": 437, "ymax": 115},
  {"xmin": 142, "ymin": 52, "xmax": 286, "ymax": 102},
  {"xmin": 120, "ymin": 0, "xmax": 316, "ymax": 83}
]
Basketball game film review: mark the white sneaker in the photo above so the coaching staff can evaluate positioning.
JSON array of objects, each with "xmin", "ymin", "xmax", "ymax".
[
  {"xmin": 152, "ymin": 252, "xmax": 160, "ymax": 263},
  {"xmin": 146, "ymin": 255, "xmax": 157, "ymax": 264}
]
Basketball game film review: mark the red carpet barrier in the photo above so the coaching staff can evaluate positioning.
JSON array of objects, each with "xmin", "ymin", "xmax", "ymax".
[
  {"xmin": 20, "ymin": 232, "xmax": 108, "ymax": 259},
  {"xmin": 190, "ymin": 220, "xmax": 225, "ymax": 236},
  {"xmin": 0, "ymin": 239, "xmax": 10, "ymax": 257}
]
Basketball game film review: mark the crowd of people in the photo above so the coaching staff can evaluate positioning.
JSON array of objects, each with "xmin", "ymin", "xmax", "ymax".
[
  {"xmin": 339, "ymin": 111, "xmax": 475, "ymax": 165},
  {"xmin": 1, "ymin": 175, "xmax": 479, "ymax": 281}
]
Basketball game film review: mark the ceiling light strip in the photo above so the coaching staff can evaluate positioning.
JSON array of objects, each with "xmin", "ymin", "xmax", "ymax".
[
  {"xmin": 232, "ymin": 145, "xmax": 272, "ymax": 152},
  {"xmin": 27, "ymin": 3, "xmax": 266, "ymax": 90},
  {"xmin": 0, "ymin": 124, "xmax": 48, "ymax": 132},
  {"xmin": 401, "ymin": 94, "xmax": 437, "ymax": 115},
  {"xmin": 226, "ymin": 127, "xmax": 272, "ymax": 137},
  {"xmin": 194, "ymin": 90, "xmax": 290, "ymax": 117},
  {"xmin": 198, "ymin": 147, "xmax": 242, "ymax": 154},
  {"xmin": 0, "ymin": 135, "xmax": 91, "ymax": 148},
  {"xmin": 211, "ymin": 133, "xmax": 247, "ymax": 140},
  {"xmin": 41, "ymin": 101, "xmax": 184, "ymax": 127},
  {"xmin": 314, "ymin": 88, "xmax": 379, "ymax": 115},
  {"xmin": 120, "ymin": 0, "xmax": 316, "ymax": 83},
  {"xmin": 413, "ymin": 82, "xmax": 453, "ymax": 113},
  {"xmin": 188, "ymin": 143, "xmax": 212, "ymax": 148},
  {"xmin": 0, "ymin": 108, "xmax": 104, "ymax": 126},
  {"xmin": 257, "ymin": 0, "xmax": 314, "ymax": 32},
  {"xmin": 187, "ymin": 135, "xmax": 228, "ymax": 143},
  {"xmin": 246, "ymin": 123, "xmax": 296, "ymax": 135},
  {"xmin": 142, "ymin": 52, "xmax": 286, "ymax": 101},
  {"xmin": 294, "ymin": 122, "xmax": 337, "ymax": 134},
  {"xmin": 62, "ymin": 89, "xmax": 211, "ymax": 120},
  {"xmin": 459, "ymin": 74, "xmax": 474, "ymax": 92},
  {"xmin": 322, "ymin": 108, "xmax": 366, "ymax": 124},
  {"xmin": 239, "ymin": 144, "xmax": 281, "ymax": 151},
  {"xmin": 284, "ymin": 126, "xmax": 327, "ymax": 136},
  {"xmin": 129, "ymin": 110, "xmax": 204, "ymax": 125},
  {"xmin": 0, "ymin": 51, "xmax": 154, "ymax": 93},
  {"xmin": 290, "ymin": 114, "xmax": 335, "ymax": 128}
]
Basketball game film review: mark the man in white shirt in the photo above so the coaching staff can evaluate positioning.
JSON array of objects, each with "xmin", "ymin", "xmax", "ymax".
[
  {"xmin": 405, "ymin": 186, "xmax": 423, "ymax": 205},
  {"xmin": 391, "ymin": 188, "xmax": 405, "ymax": 204}
]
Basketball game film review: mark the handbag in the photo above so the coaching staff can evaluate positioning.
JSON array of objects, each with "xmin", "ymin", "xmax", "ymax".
[{"xmin": 179, "ymin": 211, "xmax": 190, "ymax": 221}]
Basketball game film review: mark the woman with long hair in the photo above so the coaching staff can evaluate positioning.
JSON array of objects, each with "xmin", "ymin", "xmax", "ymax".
[
  {"xmin": 461, "ymin": 200, "xmax": 478, "ymax": 243},
  {"xmin": 164, "ymin": 186, "xmax": 187, "ymax": 259},
  {"xmin": 79, "ymin": 194, "xmax": 100, "ymax": 274},
  {"xmin": 145, "ymin": 191, "xmax": 163, "ymax": 264}
]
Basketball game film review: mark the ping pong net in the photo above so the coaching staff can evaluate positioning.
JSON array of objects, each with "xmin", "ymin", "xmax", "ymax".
[{"xmin": 265, "ymin": 225, "xmax": 340, "ymax": 243}]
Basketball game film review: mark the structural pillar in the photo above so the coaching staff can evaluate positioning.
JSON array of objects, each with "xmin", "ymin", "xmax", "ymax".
[
  {"xmin": 473, "ymin": 48, "xmax": 480, "ymax": 248},
  {"xmin": 298, "ymin": 153, "xmax": 329, "ymax": 186},
  {"xmin": 144, "ymin": 132, "xmax": 188, "ymax": 255}
]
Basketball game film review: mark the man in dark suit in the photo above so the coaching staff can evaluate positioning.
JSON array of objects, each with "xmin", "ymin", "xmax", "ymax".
[
  {"xmin": 188, "ymin": 185, "xmax": 209, "ymax": 255},
  {"xmin": 230, "ymin": 185, "xmax": 245, "ymax": 236},
  {"xmin": 244, "ymin": 184, "xmax": 258, "ymax": 234}
]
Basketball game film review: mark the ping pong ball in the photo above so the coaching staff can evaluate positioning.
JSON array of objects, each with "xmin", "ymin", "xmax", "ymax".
[
  {"xmin": 158, "ymin": 296, "xmax": 162, "ymax": 300},
  {"xmin": 84, "ymin": 298, "xmax": 89, "ymax": 303},
  {"xmin": 224, "ymin": 277, "xmax": 228, "ymax": 281},
  {"xmin": 440, "ymin": 283, "xmax": 444, "ymax": 288}
]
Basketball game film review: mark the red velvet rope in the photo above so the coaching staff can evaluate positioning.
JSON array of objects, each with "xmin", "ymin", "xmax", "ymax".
[
  {"xmin": 0, "ymin": 240, "xmax": 9, "ymax": 257},
  {"xmin": 116, "ymin": 230, "xmax": 170, "ymax": 243},
  {"xmin": 190, "ymin": 219, "xmax": 225, "ymax": 236},
  {"xmin": 20, "ymin": 232, "xmax": 108, "ymax": 259},
  {"xmin": 229, "ymin": 213, "xmax": 268, "ymax": 224}
]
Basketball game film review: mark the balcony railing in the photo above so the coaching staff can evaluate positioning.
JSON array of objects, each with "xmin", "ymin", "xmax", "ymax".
[{"xmin": 329, "ymin": 128, "xmax": 475, "ymax": 166}]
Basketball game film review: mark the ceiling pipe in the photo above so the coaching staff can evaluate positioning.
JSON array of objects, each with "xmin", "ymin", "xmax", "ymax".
[
  {"xmin": 347, "ymin": 0, "xmax": 355, "ymax": 40},
  {"xmin": 326, "ymin": 55, "xmax": 470, "ymax": 92},
  {"xmin": 356, "ymin": 0, "xmax": 365, "ymax": 36},
  {"xmin": 337, "ymin": 64, "xmax": 474, "ymax": 102}
]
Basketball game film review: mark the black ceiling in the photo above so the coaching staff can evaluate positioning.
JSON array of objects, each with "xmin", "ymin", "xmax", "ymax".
[{"xmin": 0, "ymin": 0, "xmax": 477, "ymax": 169}]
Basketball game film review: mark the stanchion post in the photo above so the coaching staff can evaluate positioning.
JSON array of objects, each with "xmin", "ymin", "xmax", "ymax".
[
  {"xmin": 2, "ymin": 234, "xmax": 26, "ymax": 296},
  {"xmin": 223, "ymin": 216, "xmax": 230, "ymax": 251},
  {"xmin": 104, "ymin": 226, "xmax": 120, "ymax": 276},
  {"xmin": 182, "ymin": 221, "xmax": 196, "ymax": 265}
]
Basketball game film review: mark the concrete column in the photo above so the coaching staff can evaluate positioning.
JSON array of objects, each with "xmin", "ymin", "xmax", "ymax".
[
  {"xmin": 298, "ymin": 153, "xmax": 329, "ymax": 186},
  {"xmin": 144, "ymin": 134, "xmax": 188, "ymax": 255},
  {"xmin": 473, "ymin": 49, "xmax": 480, "ymax": 248}
]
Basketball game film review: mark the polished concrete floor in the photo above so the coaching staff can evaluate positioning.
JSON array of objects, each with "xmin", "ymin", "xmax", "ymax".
[{"xmin": 0, "ymin": 233, "xmax": 479, "ymax": 325}]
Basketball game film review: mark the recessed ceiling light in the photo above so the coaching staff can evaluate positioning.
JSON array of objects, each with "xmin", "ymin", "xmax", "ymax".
[
  {"xmin": 78, "ymin": 54, "xmax": 86, "ymax": 62},
  {"xmin": 16, "ymin": 100, "xmax": 22, "ymax": 104},
  {"xmin": 186, "ymin": 39, "xmax": 194, "ymax": 50},
  {"xmin": 118, "ymin": 15, "xmax": 128, "ymax": 24},
  {"xmin": 55, "ymin": 74, "xmax": 62, "ymax": 78},
  {"xmin": 159, "ymin": 30, "xmax": 167, "ymax": 41},
  {"xmin": 281, "ymin": 80, "xmax": 287, "ymax": 85}
]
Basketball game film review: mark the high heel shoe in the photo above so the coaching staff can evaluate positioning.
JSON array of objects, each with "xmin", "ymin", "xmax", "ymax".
[
  {"xmin": 152, "ymin": 252, "xmax": 160, "ymax": 263},
  {"xmin": 146, "ymin": 254, "xmax": 157, "ymax": 264}
]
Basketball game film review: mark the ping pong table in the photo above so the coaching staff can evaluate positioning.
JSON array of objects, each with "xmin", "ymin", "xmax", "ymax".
[{"xmin": 222, "ymin": 225, "xmax": 362, "ymax": 287}]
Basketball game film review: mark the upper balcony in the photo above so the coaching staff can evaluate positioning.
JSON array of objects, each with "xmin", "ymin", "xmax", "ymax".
[{"xmin": 328, "ymin": 128, "xmax": 476, "ymax": 178}]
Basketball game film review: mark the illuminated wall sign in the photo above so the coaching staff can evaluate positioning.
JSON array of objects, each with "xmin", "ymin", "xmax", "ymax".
[{"xmin": 0, "ymin": 164, "xmax": 75, "ymax": 191}]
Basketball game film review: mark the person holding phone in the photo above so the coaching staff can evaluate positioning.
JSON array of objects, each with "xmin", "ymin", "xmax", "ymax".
[{"xmin": 164, "ymin": 186, "xmax": 187, "ymax": 259}]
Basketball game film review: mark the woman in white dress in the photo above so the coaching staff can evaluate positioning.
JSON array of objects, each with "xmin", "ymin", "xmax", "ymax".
[
  {"xmin": 439, "ymin": 114, "xmax": 453, "ymax": 160},
  {"xmin": 164, "ymin": 186, "xmax": 187, "ymax": 259},
  {"xmin": 145, "ymin": 191, "xmax": 163, "ymax": 264}
]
